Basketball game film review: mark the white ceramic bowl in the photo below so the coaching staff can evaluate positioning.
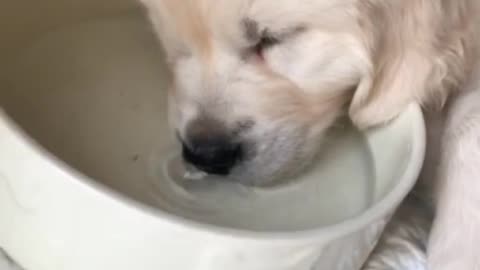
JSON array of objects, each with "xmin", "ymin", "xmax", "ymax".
[{"xmin": 0, "ymin": 1, "xmax": 425, "ymax": 270}]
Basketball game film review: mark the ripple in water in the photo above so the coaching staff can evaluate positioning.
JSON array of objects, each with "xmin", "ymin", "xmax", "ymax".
[{"xmin": 147, "ymin": 122, "xmax": 375, "ymax": 232}]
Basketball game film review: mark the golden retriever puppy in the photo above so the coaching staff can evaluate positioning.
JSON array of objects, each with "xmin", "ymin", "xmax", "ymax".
[{"xmin": 139, "ymin": 0, "xmax": 480, "ymax": 269}]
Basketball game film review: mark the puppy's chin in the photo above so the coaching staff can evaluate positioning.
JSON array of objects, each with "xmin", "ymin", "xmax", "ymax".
[
  {"xmin": 227, "ymin": 135, "xmax": 323, "ymax": 187},
  {"xmin": 228, "ymin": 157, "xmax": 317, "ymax": 187}
]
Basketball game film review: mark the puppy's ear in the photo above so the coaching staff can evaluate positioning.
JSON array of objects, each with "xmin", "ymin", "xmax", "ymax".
[
  {"xmin": 349, "ymin": 50, "xmax": 434, "ymax": 129},
  {"xmin": 348, "ymin": 1, "xmax": 472, "ymax": 130}
]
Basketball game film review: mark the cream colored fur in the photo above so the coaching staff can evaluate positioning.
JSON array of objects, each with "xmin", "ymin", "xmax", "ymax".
[{"xmin": 140, "ymin": 0, "xmax": 480, "ymax": 269}]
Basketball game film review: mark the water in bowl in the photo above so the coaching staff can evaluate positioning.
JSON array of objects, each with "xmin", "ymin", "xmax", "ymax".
[{"xmin": 147, "ymin": 122, "xmax": 375, "ymax": 232}]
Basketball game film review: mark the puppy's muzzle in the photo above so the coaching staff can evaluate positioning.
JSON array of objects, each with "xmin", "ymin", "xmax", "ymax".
[{"xmin": 181, "ymin": 119, "xmax": 243, "ymax": 175}]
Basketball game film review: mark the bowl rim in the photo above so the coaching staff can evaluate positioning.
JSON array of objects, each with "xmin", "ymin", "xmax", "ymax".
[{"xmin": 0, "ymin": 103, "xmax": 425, "ymax": 243}]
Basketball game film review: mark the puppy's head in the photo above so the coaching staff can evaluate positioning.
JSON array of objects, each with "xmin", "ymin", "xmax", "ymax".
[{"xmin": 142, "ymin": 0, "xmax": 472, "ymax": 185}]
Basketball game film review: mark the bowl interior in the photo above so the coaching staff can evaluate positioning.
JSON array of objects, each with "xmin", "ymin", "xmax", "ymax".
[{"xmin": 0, "ymin": 3, "xmax": 423, "ymax": 232}]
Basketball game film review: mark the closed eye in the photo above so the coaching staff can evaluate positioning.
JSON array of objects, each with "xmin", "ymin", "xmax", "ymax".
[
  {"xmin": 243, "ymin": 19, "xmax": 282, "ymax": 60},
  {"xmin": 253, "ymin": 34, "xmax": 280, "ymax": 59},
  {"xmin": 243, "ymin": 18, "xmax": 305, "ymax": 60}
]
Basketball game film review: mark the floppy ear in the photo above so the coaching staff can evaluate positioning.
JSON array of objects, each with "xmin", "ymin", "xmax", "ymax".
[
  {"xmin": 349, "ymin": 50, "xmax": 434, "ymax": 129},
  {"xmin": 348, "ymin": 0, "xmax": 473, "ymax": 130}
]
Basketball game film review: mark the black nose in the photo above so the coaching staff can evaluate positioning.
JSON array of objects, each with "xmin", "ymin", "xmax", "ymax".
[
  {"xmin": 182, "ymin": 118, "xmax": 244, "ymax": 175},
  {"xmin": 182, "ymin": 137, "xmax": 242, "ymax": 175}
]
